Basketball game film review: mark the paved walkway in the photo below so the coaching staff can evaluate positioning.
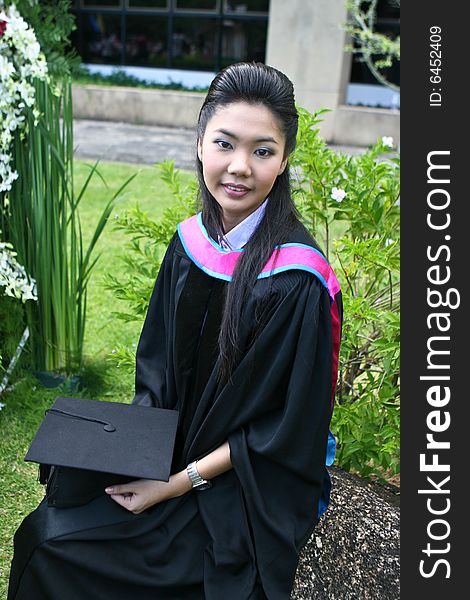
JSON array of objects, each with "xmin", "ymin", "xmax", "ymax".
[{"xmin": 73, "ymin": 119, "xmax": 369, "ymax": 170}]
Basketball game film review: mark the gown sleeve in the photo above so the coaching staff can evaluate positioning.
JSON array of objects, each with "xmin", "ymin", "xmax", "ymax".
[
  {"xmin": 188, "ymin": 271, "xmax": 337, "ymax": 599},
  {"xmin": 132, "ymin": 233, "xmax": 178, "ymax": 408}
]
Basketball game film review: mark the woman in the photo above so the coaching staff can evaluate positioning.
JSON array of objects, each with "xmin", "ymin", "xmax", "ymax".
[{"xmin": 8, "ymin": 61, "xmax": 342, "ymax": 599}]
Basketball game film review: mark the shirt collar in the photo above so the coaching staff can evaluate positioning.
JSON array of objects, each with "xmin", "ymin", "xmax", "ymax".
[{"xmin": 218, "ymin": 198, "xmax": 268, "ymax": 250}]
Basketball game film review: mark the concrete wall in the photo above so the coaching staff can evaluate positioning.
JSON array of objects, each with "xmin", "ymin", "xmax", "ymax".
[
  {"xmin": 333, "ymin": 105, "xmax": 399, "ymax": 146},
  {"xmin": 72, "ymin": 83, "xmax": 399, "ymax": 147},
  {"xmin": 266, "ymin": 0, "xmax": 351, "ymax": 140},
  {"xmin": 72, "ymin": 84, "xmax": 204, "ymax": 130}
]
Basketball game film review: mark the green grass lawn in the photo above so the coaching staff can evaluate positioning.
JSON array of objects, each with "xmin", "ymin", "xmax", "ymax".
[{"xmin": 0, "ymin": 159, "xmax": 193, "ymax": 595}]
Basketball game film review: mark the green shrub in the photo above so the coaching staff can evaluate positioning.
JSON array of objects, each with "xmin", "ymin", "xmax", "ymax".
[
  {"xmin": 104, "ymin": 161, "xmax": 197, "ymax": 368},
  {"xmin": 291, "ymin": 107, "xmax": 400, "ymax": 480}
]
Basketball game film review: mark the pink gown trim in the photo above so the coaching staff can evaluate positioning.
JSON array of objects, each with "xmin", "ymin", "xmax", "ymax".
[{"xmin": 177, "ymin": 213, "xmax": 341, "ymax": 301}]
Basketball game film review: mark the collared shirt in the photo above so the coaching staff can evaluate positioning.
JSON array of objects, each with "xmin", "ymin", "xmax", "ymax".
[{"xmin": 218, "ymin": 198, "xmax": 268, "ymax": 250}]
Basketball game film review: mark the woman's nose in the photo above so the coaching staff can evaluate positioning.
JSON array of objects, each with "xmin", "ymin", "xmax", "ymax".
[{"xmin": 227, "ymin": 152, "xmax": 251, "ymax": 177}]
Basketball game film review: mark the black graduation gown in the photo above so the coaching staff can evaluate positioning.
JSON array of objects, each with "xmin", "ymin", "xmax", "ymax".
[{"xmin": 8, "ymin": 220, "xmax": 341, "ymax": 600}]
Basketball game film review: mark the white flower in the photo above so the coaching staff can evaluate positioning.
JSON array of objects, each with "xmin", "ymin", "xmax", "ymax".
[
  {"xmin": 331, "ymin": 187, "xmax": 347, "ymax": 202},
  {"xmin": 385, "ymin": 238, "xmax": 394, "ymax": 246},
  {"xmin": 0, "ymin": 1, "xmax": 48, "ymax": 192},
  {"xmin": 0, "ymin": 168, "xmax": 18, "ymax": 192},
  {"xmin": 20, "ymin": 280, "xmax": 37, "ymax": 301},
  {"xmin": 382, "ymin": 136, "xmax": 394, "ymax": 148},
  {"xmin": 0, "ymin": 403, "xmax": 6, "ymax": 410},
  {"xmin": 0, "ymin": 55, "xmax": 15, "ymax": 80},
  {"xmin": 0, "ymin": 236, "xmax": 38, "ymax": 302},
  {"xmin": 5, "ymin": 112, "xmax": 25, "ymax": 132},
  {"xmin": 16, "ymin": 80, "xmax": 35, "ymax": 107}
]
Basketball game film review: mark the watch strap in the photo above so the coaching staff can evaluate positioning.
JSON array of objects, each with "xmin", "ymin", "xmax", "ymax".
[{"xmin": 186, "ymin": 460, "xmax": 212, "ymax": 490}]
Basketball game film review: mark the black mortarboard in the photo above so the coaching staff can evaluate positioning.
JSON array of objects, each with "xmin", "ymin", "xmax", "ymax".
[{"xmin": 25, "ymin": 396, "xmax": 179, "ymax": 507}]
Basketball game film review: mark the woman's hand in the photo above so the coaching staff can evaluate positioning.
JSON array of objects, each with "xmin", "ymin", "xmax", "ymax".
[
  {"xmin": 105, "ymin": 471, "xmax": 192, "ymax": 514},
  {"xmin": 105, "ymin": 441, "xmax": 232, "ymax": 514}
]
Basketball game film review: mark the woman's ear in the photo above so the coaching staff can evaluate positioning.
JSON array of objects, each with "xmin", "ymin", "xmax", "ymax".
[
  {"xmin": 197, "ymin": 139, "xmax": 203, "ymax": 162},
  {"xmin": 278, "ymin": 157, "xmax": 288, "ymax": 176}
]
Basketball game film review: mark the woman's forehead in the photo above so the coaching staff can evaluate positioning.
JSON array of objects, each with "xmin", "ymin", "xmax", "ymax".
[{"xmin": 205, "ymin": 102, "xmax": 284, "ymax": 141}]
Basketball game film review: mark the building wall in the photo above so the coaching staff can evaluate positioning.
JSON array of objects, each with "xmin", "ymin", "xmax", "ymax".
[{"xmin": 266, "ymin": 0, "xmax": 399, "ymax": 145}]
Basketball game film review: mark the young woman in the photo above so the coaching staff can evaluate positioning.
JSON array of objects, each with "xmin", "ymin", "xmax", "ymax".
[{"xmin": 8, "ymin": 62, "xmax": 342, "ymax": 600}]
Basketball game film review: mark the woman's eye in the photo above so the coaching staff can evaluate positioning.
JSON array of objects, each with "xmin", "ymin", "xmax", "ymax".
[
  {"xmin": 216, "ymin": 140, "xmax": 232, "ymax": 149},
  {"xmin": 255, "ymin": 148, "xmax": 272, "ymax": 157}
]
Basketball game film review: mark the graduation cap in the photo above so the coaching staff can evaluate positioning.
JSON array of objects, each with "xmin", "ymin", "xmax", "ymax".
[{"xmin": 25, "ymin": 396, "xmax": 179, "ymax": 507}]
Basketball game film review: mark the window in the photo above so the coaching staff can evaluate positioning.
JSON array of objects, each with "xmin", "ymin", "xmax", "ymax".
[
  {"xmin": 71, "ymin": 0, "xmax": 268, "ymax": 70},
  {"xmin": 223, "ymin": 0, "xmax": 269, "ymax": 14},
  {"xmin": 125, "ymin": 15, "xmax": 168, "ymax": 67},
  {"xmin": 82, "ymin": 1, "xmax": 122, "ymax": 7},
  {"xmin": 79, "ymin": 12, "xmax": 122, "ymax": 65},
  {"xmin": 349, "ymin": 0, "xmax": 400, "ymax": 88},
  {"xmin": 127, "ymin": 0, "xmax": 168, "ymax": 8},
  {"xmin": 176, "ymin": 0, "xmax": 218, "ymax": 10},
  {"xmin": 172, "ymin": 18, "xmax": 218, "ymax": 69},
  {"xmin": 221, "ymin": 19, "xmax": 266, "ymax": 66}
]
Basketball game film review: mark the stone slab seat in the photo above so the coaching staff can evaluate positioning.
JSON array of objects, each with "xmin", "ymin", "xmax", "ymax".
[{"xmin": 292, "ymin": 467, "xmax": 400, "ymax": 599}]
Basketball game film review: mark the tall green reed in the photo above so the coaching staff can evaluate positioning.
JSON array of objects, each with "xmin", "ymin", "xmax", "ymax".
[{"xmin": 1, "ymin": 77, "xmax": 135, "ymax": 374}]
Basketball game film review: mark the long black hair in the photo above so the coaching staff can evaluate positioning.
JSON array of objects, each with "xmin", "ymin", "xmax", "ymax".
[{"xmin": 196, "ymin": 61, "xmax": 304, "ymax": 382}]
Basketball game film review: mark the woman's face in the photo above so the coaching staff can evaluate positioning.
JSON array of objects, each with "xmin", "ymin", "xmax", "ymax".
[{"xmin": 197, "ymin": 101, "xmax": 288, "ymax": 232}]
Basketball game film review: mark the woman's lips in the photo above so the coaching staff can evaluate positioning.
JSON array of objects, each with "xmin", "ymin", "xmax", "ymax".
[{"xmin": 222, "ymin": 183, "xmax": 251, "ymax": 198}]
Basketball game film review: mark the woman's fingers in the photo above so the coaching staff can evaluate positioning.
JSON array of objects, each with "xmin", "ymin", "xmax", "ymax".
[
  {"xmin": 105, "ymin": 484, "xmax": 128, "ymax": 494},
  {"xmin": 109, "ymin": 493, "xmax": 141, "ymax": 512},
  {"xmin": 105, "ymin": 480, "xmax": 142, "ymax": 495},
  {"xmin": 105, "ymin": 480, "xmax": 149, "ymax": 513},
  {"xmin": 110, "ymin": 493, "xmax": 131, "ymax": 505},
  {"xmin": 105, "ymin": 479, "xmax": 173, "ymax": 513}
]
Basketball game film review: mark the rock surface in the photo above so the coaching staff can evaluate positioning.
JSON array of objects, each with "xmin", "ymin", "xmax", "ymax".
[{"xmin": 292, "ymin": 467, "xmax": 400, "ymax": 599}]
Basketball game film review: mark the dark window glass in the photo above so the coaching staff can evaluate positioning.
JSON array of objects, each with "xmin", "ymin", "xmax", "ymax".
[
  {"xmin": 125, "ymin": 16, "xmax": 168, "ymax": 67},
  {"xmin": 349, "ymin": 0, "xmax": 399, "ymax": 86},
  {"xmin": 70, "ymin": 11, "xmax": 80, "ymax": 55},
  {"xmin": 373, "ymin": 22, "xmax": 399, "ymax": 86},
  {"xmin": 376, "ymin": 0, "xmax": 400, "ymax": 20},
  {"xmin": 220, "ymin": 19, "xmax": 266, "ymax": 66},
  {"xmin": 80, "ymin": 12, "xmax": 122, "ymax": 64},
  {"xmin": 176, "ymin": 0, "xmax": 218, "ymax": 10},
  {"xmin": 71, "ymin": 1, "xmax": 270, "ymax": 71},
  {"xmin": 349, "ymin": 21, "xmax": 400, "ymax": 86},
  {"xmin": 223, "ymin": 0, "xmax": 269, "ymax": 13},
  {"xmin": 127, "ymin": 0, "xmax": 168, "ymax": 8},
  {"xmin": 83, "ymin": 1, "xmax": 122, "ymax": 7},
  {"xmin": 171, "ymin": 18, "xmax": 217, "ymax": 69}
]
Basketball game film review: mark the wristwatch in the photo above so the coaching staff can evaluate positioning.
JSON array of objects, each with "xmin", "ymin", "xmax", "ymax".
[{"xmin": 186, "ymin": 460, "xmax": 212, "ymax": 491}]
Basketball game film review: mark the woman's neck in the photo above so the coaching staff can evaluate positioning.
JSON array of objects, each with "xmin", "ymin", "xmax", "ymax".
[{"xmin": 221, "ymin": 201, "xmax": 267, "ymax": 234}]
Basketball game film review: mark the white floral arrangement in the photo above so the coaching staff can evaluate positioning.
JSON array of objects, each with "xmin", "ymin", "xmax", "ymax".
[
  {"xmin": 0, "ymin": 0, "xmax": 48, "ymax": 193},
  {"xmin": 0, "ymin": 239, "xmax": 37, "ymax": 302}
]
